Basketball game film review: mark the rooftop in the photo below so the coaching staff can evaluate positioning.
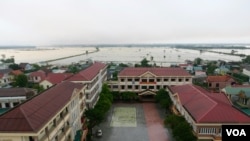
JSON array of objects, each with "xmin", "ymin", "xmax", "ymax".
[
  {"xmin": 207, "ymin": 75, "xmax": 234, "ymax": 82},
  {"xmin": 0, "ymin": 81, "xmax": 84, "ymax": 133},
  {"xmin": 169, "ymin": 84, "xmax": 250, "ymax": 123},
  {"xmin": 0, "ymin": 88, "xmax": 36, "ymax": 97},
  {"xmin": 118, "ymin": 67, "xmax": 191, "ymax": 77},
  {"xmin": 66, "ymin": 62, "xmax": 106, "ymax": 81},
  {"xmin": 43, "ymin": 73, "xmax": 73, "ymax": 84}
]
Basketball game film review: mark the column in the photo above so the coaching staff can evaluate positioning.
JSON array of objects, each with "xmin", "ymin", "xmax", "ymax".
[
  {"xmin": 1, "ymin": 102, "xmax": 6, "ymax": 108},
  {"xmin": 10, "ymin": 102, "xmax": 14, "ymax": 108}
]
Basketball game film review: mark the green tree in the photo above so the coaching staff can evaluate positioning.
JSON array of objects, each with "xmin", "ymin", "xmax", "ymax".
[
  {"xmin": 194, "ymin": 58, "xmax": 202, "ymax": 65},
  {"xmin": 84, "ymin": 83, "xmax": 113, "ymax": 136},
  {"xmin": 101, "ymin": 83, "xmax": 113, "ymax": 102},
  {"xmin": 140, "ymin": 58, "xmax": 150, "ymax": 67},
  {"xmin": 32, "ymin": 84, "xmax": 44, "ymax": 93},
  {"xmin": 9, "ymin": 64, "xmax": 20, "ymax": 70},
  {"xmin": 32, "ymin": 64, "xmax": 41, "ymax": 71},
  {"xmin": 15, "ymin": 74, "xmax": 28, "ymax": 87},
  {"xmin": 206, "ymin": 62, "xmax": 217, "ymax": 75},
  {"xmin": 68, "ymin": 65, "xmax": 80, "ymax": 74},
  {"xmin": 155, "ymin": 89, "xmax": 172, "ymax": 109},
  {"xmin": 242, "ymin": 55, "xmax": 250, "ymax": 63},
  {"xmin": 173, "ymin": 122, "xmax": 197, "ymax": 141}
]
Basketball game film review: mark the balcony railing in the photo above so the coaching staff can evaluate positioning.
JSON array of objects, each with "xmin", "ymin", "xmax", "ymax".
[{"xmin": 39, "ymin": 134, "xmax": 49, "ymax": 141}]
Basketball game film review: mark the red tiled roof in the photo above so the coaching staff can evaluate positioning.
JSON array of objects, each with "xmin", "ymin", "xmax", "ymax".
[
  {"xmin": 119, "ymin": 67, "xmax": 191, "ymax": 77},
  {"xmin": 0, "ymin": 81, "xmax": 84, "ymax": 132},
  {"xmin": 11, "ymin": 70, "xmax": 23, "ymax": 76},
  {"xmin": 207, "ymin": 75, "xmax": 233, "ymax": 82},
  {"xmin": 67, "ymin": 62, "xmax": 106, "ymax": 81},
  {"xmin": 179, "ymin": 64, "xmax": 188, "ymax": 67},
  {"xmin": 43, "ymin": 73, "xmax": 73, "ymax": 84},
  {"xmin": 29, "ymin": 70, "xmax": 46, "ymax": 82},
  {"xmin": 169, "ymin": 84, "xmax": 250, "ymax": 123}
]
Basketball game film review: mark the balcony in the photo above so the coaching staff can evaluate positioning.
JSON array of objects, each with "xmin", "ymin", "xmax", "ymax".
[
  {"xmin": 39, "ymin": 134, "xmax": 49, "ymax": 141},
  {"xmin": 58, "ymin": 132, "xmax": 66, "ymax": 141}
]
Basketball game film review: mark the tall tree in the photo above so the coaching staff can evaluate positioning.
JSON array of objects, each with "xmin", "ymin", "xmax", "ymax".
[
  {"xmin": 140, "ymin": 58, "xmax": 150, "ymax": 67},
  {"xmin": 15, "ymin": 74, "xmax": 28, "ymax": 87}
]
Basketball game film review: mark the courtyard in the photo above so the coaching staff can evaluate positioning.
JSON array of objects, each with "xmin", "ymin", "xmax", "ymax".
[{"xmin": 92, "ymin": 103, "xmax": 174, "ymax": 141}]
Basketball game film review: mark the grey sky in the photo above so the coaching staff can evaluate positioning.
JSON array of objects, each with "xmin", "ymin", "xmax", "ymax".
[{"xmin": 0, "ymin": 0, "xmax": 250, "ymax": 45}]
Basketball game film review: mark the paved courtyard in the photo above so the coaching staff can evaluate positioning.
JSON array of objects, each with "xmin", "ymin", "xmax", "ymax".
[{"xmin": 92, "ymin": 103, "xmax": 174, "ymax": 141}]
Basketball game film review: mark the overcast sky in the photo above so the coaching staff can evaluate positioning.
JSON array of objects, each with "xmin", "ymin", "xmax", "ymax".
[{"xmin": 0, "ymin": 0, "xmax": 250, "ymax": 45}]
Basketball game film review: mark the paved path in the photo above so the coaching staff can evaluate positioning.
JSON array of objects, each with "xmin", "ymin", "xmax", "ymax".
[{"xmin": 143, "ymin": 103, "xmax": 169, "ymax": 141}]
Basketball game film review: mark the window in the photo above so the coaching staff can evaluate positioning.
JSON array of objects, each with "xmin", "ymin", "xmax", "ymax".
[
  {"xmin": 157, "ymin": 78, "xmax": 161, "ymax": 82},
  {"xmin": 141, "ymin": 86, "xmax": 147, "ymax": 89},
  {"xmin": 128, "ymin": 85, "xmax": 132, "ymax": 89},
  {"xmin": 135, "ymin": 85, "xmax": 139, "ymax": 89},
  {"xmin": 164, "ymin": 78, "xmax": 168, "ymax": 82},
  {"xmin": 121, "ymin": 79, "xmax": 124, "ymax": 82},
  {"xmin": 127, "ymin": 78, "xmax": 132, "ymax": 81},
  {"xmin": 209, "ymin": 83, "xmax": 212, "ymax": 87},
  {"xmin": 216, "ymin": 83, "xmax": 219, "ymax": 87},
  {"xmin": 149, "ymin": 79, "xmax": 154, "ymax": 82},
  {"xmin": 149, "ymin": 86, "xmax": 154, "ymax": 89},
  {"xmin": 186, "ymin": 78, "xmax": 189, "ymax": 81},
  {"xmin": 5, "ymin": 103, "xmax": 10, "ymax": 108},
  {"xmin": 171, "ymin": 78, "xmax": 176, "ymax": 82},
  {"xmin": 157, "ymin": 85, "xmax": 161, "ymax": 89},
  {"xmin": 121, "ymin": 85, "xmax": 125, "ymax": 89},
  {"xmin": 113, "ymin": 85, "xmax": 118, "ymax": 89},
  {"xmin": 178, "ymin": 79, "xmax": 182, "ymax": 82},
  {"xmin": 142, "ymin": 79, "xmax": 147, "ymax": 82},
  {"xmin": 134, "ymin": 78, "xmax": 140, "ymax": 81}
]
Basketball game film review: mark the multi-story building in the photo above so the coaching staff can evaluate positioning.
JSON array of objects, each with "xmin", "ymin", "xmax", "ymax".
[
  {"xmin": 66, "ymin": 62, "xmax": 107, "ymax": 109},
  {"xmin": 0, "ymin": 81, "xmax": 88, "ymax": 141},
  {"xmin": 168, "ymin": 84, "xmax": 250, "ymax": 141},
  {"xmin": 109, "ymin": 67, "xmax": 192, "ymax": 100}
]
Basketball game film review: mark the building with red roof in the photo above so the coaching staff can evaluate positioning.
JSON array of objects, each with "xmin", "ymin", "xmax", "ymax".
[
  {"xmin": 66, "ymin": 62, "xmax": 107, "ymax": 108},
  {"xmin": 0, "ymin": 81, "xmax": 88, "ymax": 141},
  {"xmin": 109, "ymin": 67, "xmax": 192, "ymax": 101},
  {"xmin": 40, "ymin": 73, "xmax": 73, "ymax": 89},
  {"xmin": 206, "ymin": 75, "xmax": 235, "ymax": 92},
  {"xmin": 168, "ymin": 84, "xmax": 250, "ymax": 141},
  {"xmin": 29, "ymin": 70, "xmax": 46, "ymax": 83}
]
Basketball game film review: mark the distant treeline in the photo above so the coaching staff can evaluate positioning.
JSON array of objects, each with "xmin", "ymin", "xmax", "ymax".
[
  {"xmin": 53, "ymin": 43, "xmax": 250, "ymax": 49},
  {"xmin": 0, "ymin": 46, "xmax": 36, "ymax": 49}
]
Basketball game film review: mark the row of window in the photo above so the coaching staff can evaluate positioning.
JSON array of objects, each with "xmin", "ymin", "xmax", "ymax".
[
  {"xmin": 120, "ymin": 78, "xmax": 190, "ymax": 82},
  {"xmin": 117, "ymin": 85, "xmax": 168, "ymax": 90}
]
